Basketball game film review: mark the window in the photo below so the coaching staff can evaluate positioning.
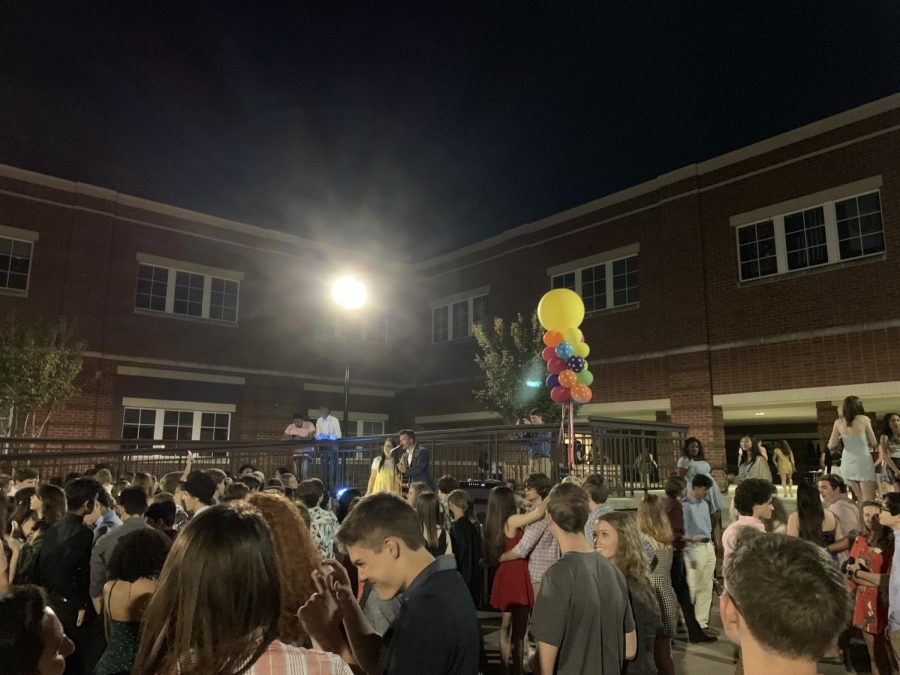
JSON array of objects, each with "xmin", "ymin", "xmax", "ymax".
[
  {"xmin": 784, "ymin": 206, "xmax": 827, "ymax": 271},
  {"xmin": 0, "ymin": 237, "xmax": 33, "ymax": 292},
  {"xmin": 836, "ymin": 192, "xmax": 884, "ymax": 260},
  {"xmin": 344, "ymin": 420, "xmax": 385, "ymax": 437},
  {"xmin": 314, "ymin": 314, "xmax": 387, "ymax": 343},
  {"xmin": 174, "ymin": 271, "xmax": 204, "ymax": 317},
  {"xmin": 737, "ymin": 220, "xmax": 778, "ymax": 280},
  {"xmin": 121, "ymin": 406, "xmax": 231, "ymax": 441},
  {"xmin": 451, "ymin": 300, "xmax": 469, "ymax": 339},
  {"xmin": 431, "ymin": 293, "xmax": 488, "ymax": 343},
  {"xmin": 581, "ymin": 265, "xmax": 606, "ymax": 313},
  {"xmin": 134, "ymin": 259, "xmax": 241, "ymax": 323},
  {"xmin": 163, "ymin": 411, "xmax": 194, "ymax": 440},
  {"xmin": 200, "ymin": 412, "xmax": 230, "ymax": 441},
  {"xmin": 313, "ymin": 317, "xmax": 337, "ymax": 338},
  {"xmin": 736, "ymin": 190, "xmax": 885, "ymax": 281},
  {"xmin": 209, "ymin": 278, "xmax": 239, "ymax": 322},
  {"xmin": 612, "ymin": 257, "xmax": 639, "ymax": 306},
  {"xmin": 551, "ymin": 272, "xmax": 575, "ymax": 291},
  {"xmin": 550, "ymin": 254, "xmax": 639, "ymax": 312},
  {"xmin": 136, "ymin": 264, "xmax": 169, "ymax": 311},
  {"xmin": 432, "ymin": 306, "xmax": 449, "ymax": 342},
  {"xmin": 122, "ymin": 408, "xmax": 156, "ymax": 440},
  {"xmin": 364, "ymin": 314, "xmax": 387, "ymax": 344}
]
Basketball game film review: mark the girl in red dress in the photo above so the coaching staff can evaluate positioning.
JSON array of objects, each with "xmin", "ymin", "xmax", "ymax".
[
  {"xmin": 846, "ymin": 501, "xmax": 895, "ymax": 675},
  {"xmin": 484, "ymin": 486, "xmax": 546, "ymax": 675}
]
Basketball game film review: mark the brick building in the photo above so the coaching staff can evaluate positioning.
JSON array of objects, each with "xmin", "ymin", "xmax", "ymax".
[
  {"xmin": 412, "ymin": 92, "xmax": 900, "ymax": 468},
  {"xmin": 2, "ymin": 92, "xmax": 900, "ymax": 469}
]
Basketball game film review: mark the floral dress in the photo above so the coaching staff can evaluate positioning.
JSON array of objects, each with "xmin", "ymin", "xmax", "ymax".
[
  {"xmin": 309, "ymin": 506, "xmax": 338, "ymax": 559},
  {"xmin": 848, "ymin": 534, "xmax": 892, "ymax": 635}
]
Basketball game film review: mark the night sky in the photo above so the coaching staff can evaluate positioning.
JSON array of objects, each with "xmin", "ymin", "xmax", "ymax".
[{"xmin": 2, "ymin": 3, "xmax": 900, "ymax": 258}]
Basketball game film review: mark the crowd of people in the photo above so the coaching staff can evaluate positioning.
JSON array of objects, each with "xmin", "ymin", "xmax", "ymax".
[{"xmin": 1, "ymin": 395, "xmax": 900, "ymax": 674}]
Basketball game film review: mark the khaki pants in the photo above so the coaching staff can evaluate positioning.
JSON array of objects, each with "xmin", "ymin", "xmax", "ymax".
[
  {"xmin": 685, "ymin": 542, "xmax": 716, "ymax": 629},
  {"xmin": 890, "ymin": 630, "xmax": 900, "ymax": 663}
]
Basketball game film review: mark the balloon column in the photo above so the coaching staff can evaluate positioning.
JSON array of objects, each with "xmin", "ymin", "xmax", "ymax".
[{"xmin": 538, "ymin": 289, "xmax": 595, "ymax": 467}]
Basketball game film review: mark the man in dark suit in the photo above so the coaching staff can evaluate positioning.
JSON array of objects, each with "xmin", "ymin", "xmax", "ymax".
[
  {"xmin": 37, "ymin": 476, "xmax": 101, "ymax": 674},
  {"xmin": 397, "ymin": 428, "xmax": 433, "ymax": 490}
]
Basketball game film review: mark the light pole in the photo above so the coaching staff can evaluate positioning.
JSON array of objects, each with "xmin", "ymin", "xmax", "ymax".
[{"xmin": 331, "ymin": 276, "xmax": 367, "ymax": 434}]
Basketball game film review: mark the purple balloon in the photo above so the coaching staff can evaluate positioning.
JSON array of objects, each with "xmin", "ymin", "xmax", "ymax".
[
  {"xmin": 546, "ymin": 373, "xmax": 560, "ymax": 389},
  {"xmin": 566, "ymin": 356, "xmax": 586, "ymax": 373}
]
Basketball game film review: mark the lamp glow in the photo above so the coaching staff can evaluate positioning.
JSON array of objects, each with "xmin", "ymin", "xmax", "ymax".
[
  {"xmin": 525, "ymin": 380, "xmax": 542, "ymax": 388},
  {"xmin": 332, "ymin": 277, "xmax": 367, "ymax": 310}
]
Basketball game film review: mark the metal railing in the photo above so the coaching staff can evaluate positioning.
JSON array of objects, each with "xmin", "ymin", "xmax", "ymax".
[{"xmin": 0, "ymin": 417, "xmax": 688, "ymax": 496}]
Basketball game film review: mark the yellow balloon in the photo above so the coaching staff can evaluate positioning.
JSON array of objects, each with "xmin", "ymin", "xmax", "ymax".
[
  {"xmin": 563, "ymin": 327, "xmax": 583, "ymax": 344},
  {"xmin": 537, "ymin": 289, "xmax": 585, "ymax": 332},
  {"xmin": 573, "ymin": 341, "xmax": 590, "ymax": 358}
]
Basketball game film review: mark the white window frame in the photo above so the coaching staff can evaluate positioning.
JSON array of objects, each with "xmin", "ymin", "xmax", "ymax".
[
  {"xmin": 430, "ymin": 286, "xmax": 490, "ymax": 343},
  {"xmin": 313, "ymin": 313, "xmax": 387, "ymax": 344},
  {"xmin": 134, "ymin": 254, "xmax": 242, "ymax": 324},
  {"xmin": 547, "ymin": 245, "xmax": 640, "ymax": 314},
  {"xmin": 305, "ymin": 410, "xmax": 387, "ymax": 438},
  {"xmin": 121, "ymin": 398, "xmax": 234, "ymax": 441},
  {"xmin": 0, "ymin": 224, "xmax": 39, "ymax": 296},
  {"xmin": 731, "ymin": 178, "xmax": 885, "ymax": 283}
]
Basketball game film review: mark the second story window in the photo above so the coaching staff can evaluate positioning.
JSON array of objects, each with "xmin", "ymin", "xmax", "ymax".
[
  {"xmin": 735, "ymin": 186, "xmax": 885, "ymax": 282},
  {"xmin": 431, "ymin": 289, "xmax": 489, "ymax": 343},
  {"xmin": 550, "ymin": 249, "xmax": 639, "ymax": 313},
  {"xmin": 134, "ymin": 255, "xmax": 242, "ymax": 324},
  {"xmin": 313, "ymin": 314, "xmax": 387, "ymax": 344},
  {"xmin": 0, "ymin": 237, "xmax": 33, "ymax": 292}
]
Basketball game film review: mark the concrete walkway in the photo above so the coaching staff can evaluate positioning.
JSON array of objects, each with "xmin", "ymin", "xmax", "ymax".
[{"xmin": 480, "ymin": 602, "xmax": 854, "ymax": 673}]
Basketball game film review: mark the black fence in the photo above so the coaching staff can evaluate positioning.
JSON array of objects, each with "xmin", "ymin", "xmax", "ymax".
[{"xmin": 0, "ymin": 417, "xmax": 688, "ymax": 496}]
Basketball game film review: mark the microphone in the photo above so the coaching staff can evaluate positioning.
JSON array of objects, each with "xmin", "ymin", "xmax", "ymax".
[{"xmin": 391, "ymin": 445, "xmax": 402, "ymax": 453}]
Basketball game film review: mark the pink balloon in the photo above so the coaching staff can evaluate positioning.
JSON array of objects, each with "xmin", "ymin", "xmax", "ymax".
[
  {"xmin": 547, "ymin": 358, "xmax": 567, "ymax": 375},
  {"xmin": 541, "ymin": 346, "xmax": 556, "ymax": 362},
  {"xmin": 551, "ymin": 386, "xmax": 571, "ymax": 404}
]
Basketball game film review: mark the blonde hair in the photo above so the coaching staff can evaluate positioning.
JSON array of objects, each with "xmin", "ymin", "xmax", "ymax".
[
  {"xmin": 597, "ymin": 511, "xmax": 659, "ymax": 616},
  {"xmin": 636, "ymin": 495, "xmax": 674, "ymax": 546}
]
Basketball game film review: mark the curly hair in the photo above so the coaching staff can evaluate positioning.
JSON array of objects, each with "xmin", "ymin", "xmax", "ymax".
[
  {"xmin": 597, "ymin": 511, "xmax": 659, "ymax": 617},
  {"xmin": 636, "ymin": 495, "xmax": 674, "ymax": 546},
  {"xmin": 246, "ymin": 492, "xmax": 322, "ymax": 644}
]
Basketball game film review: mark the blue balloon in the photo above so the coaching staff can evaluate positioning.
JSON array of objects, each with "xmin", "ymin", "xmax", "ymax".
[
  {"xmin": 546, "ymin": 373, "xmax": 560, "ymax": 389},
  {"xmin": 566, "ymin": 356, "xmax": 586, "ymax": 373},
  {"xmin": 555, "ymin": 341, "xmax": 574, "ymax": 360}
]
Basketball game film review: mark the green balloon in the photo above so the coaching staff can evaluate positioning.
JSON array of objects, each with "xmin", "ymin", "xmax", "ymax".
[{"xmin": 576, "ymin": 369, "xmax": 594, "ymax": 386}]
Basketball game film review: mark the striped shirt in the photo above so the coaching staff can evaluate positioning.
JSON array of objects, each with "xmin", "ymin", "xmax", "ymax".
[{"xmin": 246, "ymin": 641, "xmax": 352, "ymax": 675}]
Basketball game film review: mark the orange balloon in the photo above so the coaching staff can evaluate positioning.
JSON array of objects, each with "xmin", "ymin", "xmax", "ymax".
[
  {"xmin": 543, "ymin": 330, "xmax": 564, "ymax": 348},
  {"xmin": 558, "ymin": 370, "xmax": 577, "ymax": 389},
  {"xmin": 571, "ymin": 384, "xmax": 593, "ymax": 404}
]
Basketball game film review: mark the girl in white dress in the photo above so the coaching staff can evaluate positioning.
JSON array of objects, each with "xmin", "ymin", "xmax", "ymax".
[{"xmin": 828, "ymin": 396, "xmax": 877, "ymax": 503}]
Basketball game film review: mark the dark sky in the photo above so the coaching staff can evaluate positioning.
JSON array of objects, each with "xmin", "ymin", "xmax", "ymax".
[{"xmin": 2, "ymin": 3, "xmax": 900, "ymax": 259}]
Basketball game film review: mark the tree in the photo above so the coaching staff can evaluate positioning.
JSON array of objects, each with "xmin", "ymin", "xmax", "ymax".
[
  {"xmin": 0, "ymin": 316, "xmax": 86, "ymax": 437},
  {"xmin": 472, "ymin": 312, "xmax": 561, "ymax": 424}
]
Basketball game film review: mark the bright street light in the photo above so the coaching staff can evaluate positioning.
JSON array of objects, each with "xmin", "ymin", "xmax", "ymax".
[{"xmin": 331, "ymin": 276, "xmax": 367, "ymax": 310}]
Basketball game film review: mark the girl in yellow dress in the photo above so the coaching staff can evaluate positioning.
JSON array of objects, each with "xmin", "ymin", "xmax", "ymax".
[
  {"xmin": 366, "ymin": 437, "xmax": 401, "ymax": 495},
  {"xmin": 773, "ymin": 439, "xmax": 796, "ymax": 497}
]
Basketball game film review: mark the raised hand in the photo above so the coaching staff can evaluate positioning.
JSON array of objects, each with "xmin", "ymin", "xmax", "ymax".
[
  {"xmin": 299, "ymin": 571, "xmax": 345, "ymax": 653},
  {"xmin": 322, "ymin": 559, "xmax": 357, "ymax": 609}
]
